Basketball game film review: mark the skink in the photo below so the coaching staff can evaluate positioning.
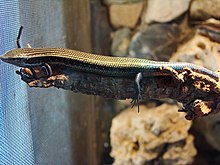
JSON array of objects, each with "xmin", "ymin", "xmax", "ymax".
[
  {"xmin": 0, "ymin": 48, "xmax": 219, "ymax": 111},
  {"xmin": 1, "ymin": 48, "xmax": 219, "ymax": 78}
]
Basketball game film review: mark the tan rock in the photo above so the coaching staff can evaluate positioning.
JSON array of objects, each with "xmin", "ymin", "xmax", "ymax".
[
  {"xmin": 171, "ymin": 34, "xmax": 220, "ymax": 71},
  {"xmin": 110, "ymin": 104, "xmax": 196, "ymax": 165},
  {"xmin": 144, "ymin": 0, "xmax": 191, "ymax": 23},
  {"xmin": 190, "ymin": 0, "xmax": 220, "ymax": 20},
  {"xmin": 109, "ymin": 2, "xmax": 144, "ymax": 28},
  {"xmin": 163, "ymin": 135, "xmax": 196, "ymax": 165}
]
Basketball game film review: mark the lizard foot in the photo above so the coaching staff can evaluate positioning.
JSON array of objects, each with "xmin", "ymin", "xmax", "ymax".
[{"xmin": 131, "ymin": 72, "xmax": 143, "ymax": 112}]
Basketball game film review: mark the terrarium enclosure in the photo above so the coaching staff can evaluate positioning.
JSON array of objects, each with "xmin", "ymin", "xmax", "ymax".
[{"xmin": 1, "ymin": 0, "xmax": 220, "ymax": 165}]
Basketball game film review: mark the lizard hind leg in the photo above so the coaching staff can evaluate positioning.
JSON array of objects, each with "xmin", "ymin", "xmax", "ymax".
[{"xmin": 130, "ymin": 72, "xmax": 143, "ymax": 112}]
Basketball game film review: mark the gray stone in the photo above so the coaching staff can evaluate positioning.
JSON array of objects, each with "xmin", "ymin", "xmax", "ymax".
[
  {"xmin": 196, "ymin": 18, "xmax": 220, "ymax": 43},
  {"xmin": 129, "ymin": 24, "xmax": 181, "ymax": 60},
  {"xmin": 111, "ymin": 28, "xmax": 131, "ymax": 57}
]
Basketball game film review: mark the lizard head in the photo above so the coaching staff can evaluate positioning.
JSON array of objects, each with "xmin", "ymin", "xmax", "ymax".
[{"xmin": 0, "ymin": 48, "xmax": 42, "ymax": 67}]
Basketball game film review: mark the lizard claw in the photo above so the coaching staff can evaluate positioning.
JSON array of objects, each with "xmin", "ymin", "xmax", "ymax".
[{"xmin": 131, "ymin": 93, "xmax": 141, "ymax": 112}]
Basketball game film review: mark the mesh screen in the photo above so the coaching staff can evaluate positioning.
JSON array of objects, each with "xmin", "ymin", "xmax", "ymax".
[
  {"xmin": 0, "ymin": 1, "xmax": 34, "ymax": 164},
  {"xmin": 0, "ymin": 1, "xmax": 74, "ymax": 164}
]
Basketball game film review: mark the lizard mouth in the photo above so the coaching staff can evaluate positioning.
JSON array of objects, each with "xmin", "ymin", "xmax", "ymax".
[{"xmin": 0, "ymin": 56, "xmax": 27, "ymax": 67}]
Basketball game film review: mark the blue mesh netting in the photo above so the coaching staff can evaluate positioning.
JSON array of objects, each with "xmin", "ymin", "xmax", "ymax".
[{"xmin": 0, "ymin": 1, "xmax": 34, "ymax": 164}]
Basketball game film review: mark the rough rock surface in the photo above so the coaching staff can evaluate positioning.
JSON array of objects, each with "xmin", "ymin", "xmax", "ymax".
[
  {"xmin": 190, "ymin": 0, "xmax": 220, "ymax": 20},
  {"xmin": 110, "ymin": 104, "xmax": 196, "ymax": 165},
  {"xmin": 144, "ymin": 0, "xmax": 191, "ymax": 23},
  {"xmin": 171, "ymin": 33, "xmax": 220, "ymax": 71},
  {"xmin": 109, "ymin": 2, "xmax": 144, "ymax": 28}
]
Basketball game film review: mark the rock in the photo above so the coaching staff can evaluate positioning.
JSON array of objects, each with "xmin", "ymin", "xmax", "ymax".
[
  {"xmin": 110, "ymin": 104, "xmax": 196, "ymax": 165},
  {"xmin": 190, "ymin": 0, "xmax": 220, "ymax": 20},
  {"xmin": 171, "ymin": 33, "xmax": 220, "ymax": 71},
  {"xmin": 109, "ymin": 2, "xmax": 144, "ymax": 28},
  {"xmin": 129, "ymin": 24, "xmax": 181, "ymax": 60},
  {"xmin": 104, "ymin": 0, "xmax": 144, "ymax": 5},
  {"xmin": 144, "ymin": 0, "xmax": 191, "ymax": 23},
  {"xmin": 111, "ymin": 28, "xmax": 131, "ymax": 57},
  {"xmin": 194, "ymin": 115, "xmax": 220, "ymax": 151},
  {"xmin": 162, "ymin": 136, "xmax": 196, "ymax": 165},
  {"xmin": 195, "ymin": 18, "xmax": 220, "ymax": 43}
]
